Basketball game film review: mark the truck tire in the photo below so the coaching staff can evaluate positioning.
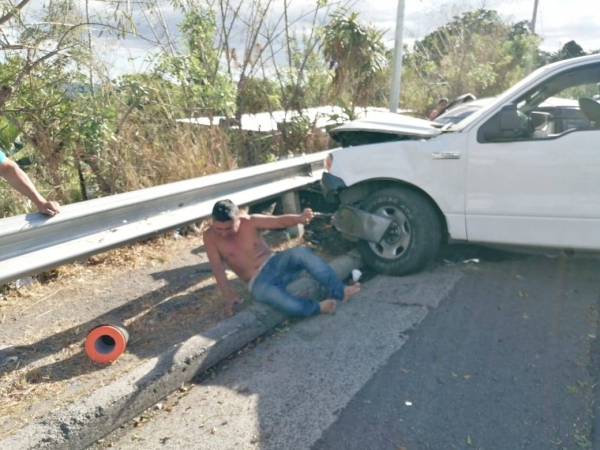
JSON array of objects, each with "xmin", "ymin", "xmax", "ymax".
[{"xmin": 356, "ymin": 188, "xmax": 441, "ymax": 276}]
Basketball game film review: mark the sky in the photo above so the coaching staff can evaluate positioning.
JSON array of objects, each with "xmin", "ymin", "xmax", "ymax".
[
  {"xmin": 16, "ymin": 0, "xmax": 600, "ymax": 77},
  {"xmin": 356, "ymin": 0, "xmax": 600, "ymax": 52}
]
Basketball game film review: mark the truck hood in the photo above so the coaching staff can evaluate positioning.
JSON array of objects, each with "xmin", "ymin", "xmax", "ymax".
[{"xmin": 329, "ymin": 112, "xmax": 443, "ymax": 143}]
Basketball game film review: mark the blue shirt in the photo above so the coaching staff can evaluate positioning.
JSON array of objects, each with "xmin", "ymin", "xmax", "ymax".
[{"xmin": 0, "ymin": 150, "xmax": 5, "ymax": 164}]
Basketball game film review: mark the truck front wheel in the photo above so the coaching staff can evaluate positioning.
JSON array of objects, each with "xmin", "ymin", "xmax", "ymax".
[{"xmin": 356, "ymin": 188, "xmax": 441, "ymax": 276}]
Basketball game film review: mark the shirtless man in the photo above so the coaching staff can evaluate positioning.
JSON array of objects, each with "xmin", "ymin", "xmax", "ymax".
[
  {"xmin": 203, "ymin": 199, "xmax": 360, "ymax": 317},
  {"xmin": 428, "ymin": 97, "xmax": 449, "ymax": 121}
]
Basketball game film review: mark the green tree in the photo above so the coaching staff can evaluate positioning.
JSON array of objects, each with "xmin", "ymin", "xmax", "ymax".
[
  {"xmin": 156, "ymin": 8, "xmax": 236, "ymax": 118},
  {"xmin": 237, "ymin": 77, "xmax": 281, "ymax": 114},
  {"xmin": 0, "ymin": 0, "xmax": 138, "ymax": 206},
  {"xmin": 322, "ymin": 10, "xmax": 390, "ymax": 107},
  {"xmin": 403, "ymin": 9, "xmax": 540, "ymax": 116},
  {"xmin": 546, "ymin": 40, "xmax": 588, "ymax": 64}
]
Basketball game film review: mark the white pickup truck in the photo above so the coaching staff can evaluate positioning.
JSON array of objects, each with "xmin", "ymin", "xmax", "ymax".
[{"xmin": 321, "ymin": 54, "xmax": 600, "ymax": 275}]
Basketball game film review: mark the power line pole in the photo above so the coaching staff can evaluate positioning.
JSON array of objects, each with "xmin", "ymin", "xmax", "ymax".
[
  {"xmin": 389, "ymin": 0, "xmax": 406, "ymax": 113},
  {"xmin": 526, "ymin": 0, "xmax": 540, "ymax": 74},
  {"xmin": 531, "ymin": 0, "xmax": 540, "ymax": 34}
]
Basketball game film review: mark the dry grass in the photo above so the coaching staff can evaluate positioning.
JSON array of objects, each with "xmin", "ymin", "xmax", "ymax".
[
  {"xmin": 104, "ymin": 122, "xmax": 237, "ymax": 193},
  {"xmin": 0, "ymin": 231, "xmax": 194, "ymax": 306},
  {"xmin": 1, "ymin": 121, "xmax": 237, "ymax": 218},
  {"xmin": 0, "ymin": 234, "xmax": 212, "ymax": 438},
  {"xmin": 0, "ymin": 228, "xmax": 211, "ymax": 435},
  {"xmin": 2, "ymin": 115, "xmax": 333, "ymax": 218},
  {"xmin": 0, "ymin": 185, "xmax": 31, "ymax": 218}
]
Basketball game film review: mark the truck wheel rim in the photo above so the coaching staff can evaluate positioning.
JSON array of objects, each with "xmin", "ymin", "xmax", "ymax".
[{"xmin": 368, "ymin": 206, "xmax": 411, "ymax": 260}]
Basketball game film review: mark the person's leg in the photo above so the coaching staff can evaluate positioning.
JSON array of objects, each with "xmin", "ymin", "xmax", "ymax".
[
  {"xmin": 276, "ymin": 246, "xmax": 348, "ymax": 300},
  {"xmin": 251, "ymin": 274, "xmax": 324, "ymax": 317},
  {"xmin": 251, "ymin": 252, "xmax": 338, "ymax": 316}
]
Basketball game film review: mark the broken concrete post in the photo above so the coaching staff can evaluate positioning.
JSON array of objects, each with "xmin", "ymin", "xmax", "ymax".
[
  {"xmin": 276, "ymin": 153, "xmax": 303, "ymax": 239},
  {"xmin": 281, "ymin": 190, "xmax": 303, "ymax": 239}
]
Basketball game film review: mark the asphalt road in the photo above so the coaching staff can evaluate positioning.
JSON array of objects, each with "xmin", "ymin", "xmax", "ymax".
[{"xmin": 97, "ymin": 247, "xmax": 600, "ymax": 450}]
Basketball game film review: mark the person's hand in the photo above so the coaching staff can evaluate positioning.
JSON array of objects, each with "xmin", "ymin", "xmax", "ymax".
[
  {"xmin": 36, "ymin": 200, "xmax": 61, "ymax": 216},
  {"xmin": 298, "ymin": 208, "xmax": 314, "ymax": 225},
  {"xmin": 224, "ymin": 294, "xmax": 244, "ymax": 317}
]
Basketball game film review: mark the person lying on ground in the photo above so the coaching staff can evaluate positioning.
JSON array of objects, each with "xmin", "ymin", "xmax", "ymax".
[
  {"xmin": 203, "ymin": 199, "xmax": 360, "ymax": 317},
  {"xmin": 0, "ymin": 150, "xmax": 61, "ymax": 216}
]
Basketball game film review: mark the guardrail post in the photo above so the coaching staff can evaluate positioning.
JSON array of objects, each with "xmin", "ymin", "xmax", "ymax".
[
  {"xmin": 277, "ymin": 153, "xmax": 304, "ymax": 239},
  {"xmin": 281, "ymin": 190, "xmax": 303, "ymax": 238}
]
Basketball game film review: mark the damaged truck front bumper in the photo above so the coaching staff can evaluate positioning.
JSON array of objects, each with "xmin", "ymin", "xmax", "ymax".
[
  {"xmin": 320, "ymin": 172, "xmax": 347, "ymax": 203},
  {"xmin": 331, "ymin": 205, "xmax": 393, "ymax": 243}
]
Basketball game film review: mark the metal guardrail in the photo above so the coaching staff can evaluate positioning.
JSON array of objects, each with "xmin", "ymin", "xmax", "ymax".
[{"xmin": 0, "ymin": 151, "xmax": 328, "ymax": 285}]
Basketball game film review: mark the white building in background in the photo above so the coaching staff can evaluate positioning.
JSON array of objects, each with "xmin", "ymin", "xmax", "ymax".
[{"xmin": 177, "ymin": 106, "xmax": 407, "ymax": 133}]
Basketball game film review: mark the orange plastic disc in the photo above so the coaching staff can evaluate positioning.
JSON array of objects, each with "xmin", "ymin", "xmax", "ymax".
[{"xmin": 85, "ymin": 325, "xmax": 128, "ymax": 364}]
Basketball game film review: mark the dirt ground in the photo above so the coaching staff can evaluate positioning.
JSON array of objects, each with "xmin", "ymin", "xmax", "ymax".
[{"xmin": 0, "ymin": 212, "xmax": 354, "ymax": 441}]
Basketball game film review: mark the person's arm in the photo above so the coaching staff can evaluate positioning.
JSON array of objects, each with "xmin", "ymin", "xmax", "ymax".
[
  {"xmin": 203, "ymin": 230, "xmax": 241, "ymax": 316},
  {"xmin": 248, "ymin": 208, "xmax": 314, "ymax": 230},
  {"xmin": 0, "ymin": 158, "xmax": 61, "ymax": 216}
]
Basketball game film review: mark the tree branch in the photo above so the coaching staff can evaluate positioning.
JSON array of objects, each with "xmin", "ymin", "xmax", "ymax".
[
  {"xmin": 0, "ymin": 0, "xmax": 32, "ymax": 27},
  {"xmin": 3, "ymin": 99, "xmax": 63, "ymax": 113},
  {"xmin": 0, "ymin": 44, "xmax": 36, "ymax": 51}
]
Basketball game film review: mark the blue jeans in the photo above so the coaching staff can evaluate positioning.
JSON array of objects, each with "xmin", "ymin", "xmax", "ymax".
[{"xmin": 250, "ymin": 246, "xmax": 345, "ymax": 317}]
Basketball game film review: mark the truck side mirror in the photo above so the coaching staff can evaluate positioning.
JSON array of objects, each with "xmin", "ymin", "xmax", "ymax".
[
  {"xmin": 479, "ymin": 104, "xmax": 527, "ymax": 142},
  {"xmin": 530, "ymin": 111, "xmax": 551, "ymax": 129}
]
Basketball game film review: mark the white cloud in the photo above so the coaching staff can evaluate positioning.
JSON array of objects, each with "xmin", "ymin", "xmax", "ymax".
[{"xmin": 11, "ymin": 0, "xmax": 600, "ymax": 76}]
